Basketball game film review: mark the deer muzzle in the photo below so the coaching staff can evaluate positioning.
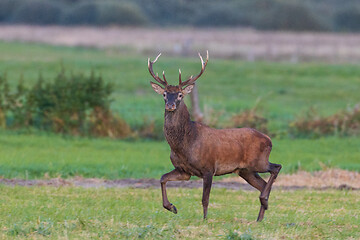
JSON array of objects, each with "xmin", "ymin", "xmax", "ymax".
[{"xmin": 165, "ymin": 103, "xmax": 176, "ymax": 111}]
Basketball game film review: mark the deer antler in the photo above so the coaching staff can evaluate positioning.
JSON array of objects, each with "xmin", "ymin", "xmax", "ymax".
[
  {"xmin": 148, "ymin": 53, "xmax": 168, "ymax": 87},
  {"xmin": 179, "ymin": 50, "xmax": 209, "ymax": 88}
]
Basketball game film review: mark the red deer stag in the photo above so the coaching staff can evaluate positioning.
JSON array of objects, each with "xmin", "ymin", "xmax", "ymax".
[{"xmin": 148, "ymin": 51, "xmax": 281, "ymax": 221}]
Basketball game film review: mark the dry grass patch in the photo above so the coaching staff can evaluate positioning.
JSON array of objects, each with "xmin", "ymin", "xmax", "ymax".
[{"xmin": 222, "ymin": 168, "xmax": 360, "ymax": 189}]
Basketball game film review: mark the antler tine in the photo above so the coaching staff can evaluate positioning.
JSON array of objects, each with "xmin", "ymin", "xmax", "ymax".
[
  {"xmin": 162, "ymin": 71, "xmax": 167, "ymax": 84},
  {"xmin": 179, "ymin": 69, "xmax": 193, "ymax": 85},
  {"xmin": 153, "ymin": 53, "xmax": 161, "ymax": 63},
  {"xmin": 148, "ymin": 53, "xmax": 168, "ymax": 86},
  {"xmin": 180, "ymin": 50, "xmax": 209, "ymax": 88}
]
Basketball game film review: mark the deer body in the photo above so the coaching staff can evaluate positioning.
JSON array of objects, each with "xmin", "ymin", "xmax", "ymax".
[
  {"xmin": 165, "ymin": 101, "xmax": 272, "ymax": 178},
  {"xmin": 148, "ymin": 51, "xmax": 281, "ymax": 221}
]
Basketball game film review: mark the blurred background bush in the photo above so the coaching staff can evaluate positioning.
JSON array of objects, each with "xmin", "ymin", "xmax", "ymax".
[
  {"xmin": 0, "ymin": 0, "xmax": 360, "ymax": 31},
  {"xmin": 0, "ymin": 69, "xmax": 134, "ymax": 138}
]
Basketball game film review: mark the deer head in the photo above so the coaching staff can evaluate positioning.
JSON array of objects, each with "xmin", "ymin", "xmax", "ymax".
[{"xmin": 148, "ymin": 51, "xmax": 209, "ymax": 111}]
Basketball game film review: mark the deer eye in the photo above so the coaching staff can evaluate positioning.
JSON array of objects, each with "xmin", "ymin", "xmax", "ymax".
[
  {"xmin": 163, "ymin": 93, "xmax": 167, "ymax": 99},
  {"xmin": 178, "ymin": 93, "xmax": 183, "ymax": 98}
]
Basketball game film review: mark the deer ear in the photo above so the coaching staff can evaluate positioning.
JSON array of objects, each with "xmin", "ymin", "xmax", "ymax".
[
  {"xmin": 150, "ymin": 82, "xmax": 165, "ymax": 95},
  {"xmin": 182, "ymin": 84, "xmax": 194, "ymax": 95}
]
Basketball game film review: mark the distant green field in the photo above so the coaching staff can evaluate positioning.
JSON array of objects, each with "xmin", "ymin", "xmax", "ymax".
[
  {"xmin": 0, "ymin": 41, "xmax": 359, "ymax": 131},
  {"xmin": 0, "ymin": 186, "xmax": 358, "ymax": 239},
  {"xmin": 0, "ymin": 132, "xmax": 359, "ymax": 179}
]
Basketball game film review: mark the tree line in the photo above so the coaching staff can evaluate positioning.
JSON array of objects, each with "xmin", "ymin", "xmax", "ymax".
[{"xmin": 0, "ymin": 0, "xmax": 359, "ymax": 32}]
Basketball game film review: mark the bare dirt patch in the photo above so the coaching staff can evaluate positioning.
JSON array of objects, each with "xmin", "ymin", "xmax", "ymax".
[
  {"xmin": 1, "ymin": 25, "xmax": 360, "ymax": 62},
  {"xmin": 0, "ymin": 169, "xmax": 358, "ymax": 190}
]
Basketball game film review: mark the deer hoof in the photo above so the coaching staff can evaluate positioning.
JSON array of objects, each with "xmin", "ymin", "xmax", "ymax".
[
  {"xmin": 257, "ymin": 206, "xmax": 266, "ymax": 222},
  {"xmin": 169, "ymin": 204, "xmax": 177, "ymax": 214},
  {"xmin": 257, "ymin": 215, "xmax": 264, "ymax": 222}
]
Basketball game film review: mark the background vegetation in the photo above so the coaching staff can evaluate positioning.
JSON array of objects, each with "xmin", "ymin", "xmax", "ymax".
[
  {"xmin": 1, "ymin": 41, "xmax": 359, "ymax": 139},
  {"xmin": 0, "ymin": 0, "xmax": 360, "ymax": 31},
  {"xmin": 0, "ymin": 69, "xmax": 133, "ymax": 138}
]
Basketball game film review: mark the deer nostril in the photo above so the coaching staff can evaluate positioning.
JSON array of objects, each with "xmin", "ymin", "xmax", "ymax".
[{"xmin": 166, "ymin": 103, "xmax": 176, "ymax": 110}]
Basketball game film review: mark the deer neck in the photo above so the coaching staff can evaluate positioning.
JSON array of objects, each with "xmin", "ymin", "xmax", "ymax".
[{"xmin": 164, "ymin": 101, "xmax": 195, "ymax": 150}]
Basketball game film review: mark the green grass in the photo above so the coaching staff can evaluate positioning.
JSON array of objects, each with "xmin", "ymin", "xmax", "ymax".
[
  {"xmin": 0, "ymin": 41, "xmax": 359, "ymax": 130},
  {"xmin": 0, "ymin": 132, "xmax": 359, "ymax": 179},
  {"xmin": 0, "ymin": 186, "xmax": 358, "ymax": 239}
]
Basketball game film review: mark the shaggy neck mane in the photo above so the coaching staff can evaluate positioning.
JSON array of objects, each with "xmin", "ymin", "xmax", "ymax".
[{"xmin": 164, "ymin": 101, "xmax": 196, "ymax": 151}]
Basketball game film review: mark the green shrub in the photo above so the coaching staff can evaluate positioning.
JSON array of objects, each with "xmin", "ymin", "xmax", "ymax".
[
  {"xmin": 0, "ymin": 69, "xmax": 139, "ymax": 139},
  {"xmin": 10, "ymin": 0, "xmax": 65, "ymax": 25},
  {"xmin": 137, "ymin": 118, "xmax": 164, "ymax": 140},
  {"xmin": 228, "ymin": 109, "xmax": 269, "ymax": 135},
  {"xmin": 0, "ymin": 74, "xmax": 10, "ymax": 128},
  {"xmin": 89, "ymin": 107, "xmax": 132, "ymax": 138},
  {"xmin": 0, "ymin": 74, "xmax": 28, "ymax": 128},
  {"xmin": 27, "ymin": 70, "xmax": 114, "ymax": 135},
  {"xmin": 225, "ymin": 97, "xmax": 269, "ymax": 135},
  {"xmin": 289, "ymin": 105, "xmax": 360, "ymax": 138}
]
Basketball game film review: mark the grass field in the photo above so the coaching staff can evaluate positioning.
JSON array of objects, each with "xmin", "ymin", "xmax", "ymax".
[
  {"xmin": 0, "ymin": 132, "xmax": 359, "ymax": 179},
  {"xmin": 0, "ymin": 186, "xmax": 358, "ymax": 239},
  {"xmin": 0, "ymin": 38, "xmax": 359, "ymax": 240}
]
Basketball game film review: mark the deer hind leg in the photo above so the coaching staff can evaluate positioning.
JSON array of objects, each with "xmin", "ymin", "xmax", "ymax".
[
  {"xmin": 238, "ymin": 170, "xmax": 267, "ymax": 220},
  {"xmin": 239, "ymin": 170, "xmax": 266, "ymax": 192},
  {"xmin": 160, "ymin": 169, "xmax": 191, "ymax": 214},
  {"xmin": 257, "ymin": 162, "xmax": 282, "ymax": 222}
]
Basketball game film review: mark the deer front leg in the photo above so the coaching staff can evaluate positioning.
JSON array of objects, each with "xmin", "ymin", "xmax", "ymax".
[
  {"xmin": 160, "ymin": 169, "xmax": 191, "ymax": 214},
  {"xmin": 202, "ymin": 173, "xmax": 213, "ymax": 219}
]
